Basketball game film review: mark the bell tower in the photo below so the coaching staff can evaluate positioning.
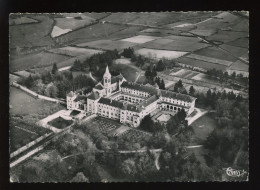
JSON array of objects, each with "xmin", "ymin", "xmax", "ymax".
[{"xmin": 103, "ymin": 65, "xmax": 111, "ymax": 96}]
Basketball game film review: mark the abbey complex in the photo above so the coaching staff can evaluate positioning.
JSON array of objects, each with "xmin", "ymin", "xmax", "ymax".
[{"xmin": 67, "ymin": 66, "xmax": 196, "ymax": 127}]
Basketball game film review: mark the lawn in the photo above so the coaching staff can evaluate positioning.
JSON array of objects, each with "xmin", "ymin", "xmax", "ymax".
[
  {"xmin": 9, "ymin": 14, "xmax": 55, "ymax": 49},
  {"xmin": 135, "ymin": 48, "xmax": 188, "ymax": 60},
  {"xmin": 190, "ymin": 113, "xmax": 217, "ymax": 144},
  {"xmin": 48, "ymin": 117, "xmax": 73, "ymax": 129},
  {"xmin": 76, "ymin": 40, "xmax": 138, "ymax": 51},
  {"xmin": 10, "ymin": 52, "xmax": 71, "ymax": 72},
  {"xmin": 48, "ymin": 46, "xmax": 103, "ymax": 57}
]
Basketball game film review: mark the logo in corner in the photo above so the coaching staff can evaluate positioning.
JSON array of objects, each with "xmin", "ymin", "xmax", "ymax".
[{"xmin": 223, "ymin": 167, "xmax": 247, "ymax": 177}]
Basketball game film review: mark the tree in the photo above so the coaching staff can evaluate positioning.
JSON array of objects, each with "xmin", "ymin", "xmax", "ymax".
[
  {"xmin": 177, "ymin": 109, "xmax": 187, "ymax": 121},
  {"xmin": 139, "ymin": 115, "xmax": 154, "ymax": 132},
  {"xmin": 70, "ymin": 172, "xmax": 89, "ymax": 182},
  {"xmin": 44, "ymin": 82, "xmax": 58, "ymax": 98},
  {"xmin": 120, "ymin": 158, "xmax": 137, "ymax": 177},
  {"xmin": 156, "ymin": 60, "xmax": 165, "ymax": 71},
  {"xmin": 52, "ymin": 63, "xmax": 58, "ymax": 74},
  {"xmin": 189, "ymin": 86, "xmax": 195, "ymax": 96}
]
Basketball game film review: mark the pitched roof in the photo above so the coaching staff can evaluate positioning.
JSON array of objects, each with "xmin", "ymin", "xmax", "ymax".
[
  {"xmin": 94, "ymin": 83, "xmax": 104, "ymax": 90},
  {"xmin": 74, "ymin": 95, "xmax": 87, "ymax": 102},
  {"xmin": 98, "ymin": 97, "xmax": 124, "ymax": 109},
  {"xmin": 140, "ymin": 95, "xmax": 159, "ymax": 107},
  {"xmin": 161, "ymin": 90, "xmax": 196, "ymax": 102},
  {"xmin": 87, "ymin": 91, "xmax": 100, "ymax": 100},
  {"xmin": 121, "ymin": 81, "xmax": 158, "ymax": 95},
  {"xmin": 67, "ymin": 91, "xmax": 75, "ymax": 97}
]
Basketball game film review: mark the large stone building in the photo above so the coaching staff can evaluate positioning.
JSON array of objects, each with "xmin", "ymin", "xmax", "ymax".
[{"xmin": 67, "ymin": 66, "xmax": 196, "ymax": 127}]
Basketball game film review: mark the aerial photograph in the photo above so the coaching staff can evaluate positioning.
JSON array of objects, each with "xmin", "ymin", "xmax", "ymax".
[{"xmin": 9, "ymin": 12, "xmax": 249, "ymax": 182}]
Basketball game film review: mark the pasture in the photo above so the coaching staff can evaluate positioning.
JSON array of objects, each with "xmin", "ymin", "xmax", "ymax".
[
  {"xmin": 9, "ymin": 16, "xmax": 38, "ymax": 25},
  {"xmin": 187, "ymin": 54, "xmax": 233, "ymax": 66},
  {"xmin": 10, "ymin": 53, "xmax": 70, "ymax": 72},
  {"xmin": 48, "ymin": 46, "xmax": 103, "ymax": 57},
  {"xmin": 139, "ymin": 28, "xmax": 182, "ymax": 37},
  {"xmin": 76, "ymin": 40, "xmax": 138, "ymax": 51},
  {"xmin": 120, "ymin": 35, "xmax": 160, "ymax": 44},
  {"xmin": 220, "ymin": 44, "xmax": 248, "ymax": 59},
  {"xmin": 189, "ymin": 29, "xmax": 217, "ymax": 37},
  {"xmin": 10, "ymin": 52, "xmax": 70, "ymax": 72},
  {"xmin": 135, "ymin": 48, "xmax": 188, "ymax": 59}
]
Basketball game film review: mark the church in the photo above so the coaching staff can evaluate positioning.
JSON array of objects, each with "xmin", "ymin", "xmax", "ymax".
[{"xmin": 67, "ymin": 66, "xmax": 196, "ymax": 127}]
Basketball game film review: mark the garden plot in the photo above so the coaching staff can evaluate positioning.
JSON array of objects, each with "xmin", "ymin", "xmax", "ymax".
[
  {"xmin": 206, "ymin": 30, "xmax": 248, "ymax": 43},
  {"xmin": 135, "ymin": 48, "xmax": 188, "ymax": 59},
  {"xmin": 120, "ymin": 35, "xmax": 160, "ymax": 44},
  {"xmin": 10, "ymin": 52, "xmax": 70, "ymax": 72},
  {"xmin": 220, "ymin": 44, "xmax": 248, "ymax": 58},
  {"xmin": 226, "ymin": 37, "xmax": 249, "ymax": 49},
  {"xmin": 177, "ymin": 57, "xmax": 228, "ymax": 71},
  {"xmin": 9, "ymin": 16, "xmax": 38, "ymax": 25},
  {"xmin": 49, "ymin": 46, "xmax": 103, "ymax": 57},
  {"xmin": 193, "ymin": 46, "xmax": 238, "ymax": 62},
  {"xmin": 187, "ymin": 54, "xmax": 233, "ymax": 66},
  {"xmin": 76, "ymin": 40, "xmax": 138, "ymax": 51}
]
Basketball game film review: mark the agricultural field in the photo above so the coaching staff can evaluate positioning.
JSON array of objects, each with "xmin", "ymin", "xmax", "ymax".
[
  {"xmin": 135, "ymin": 48, "xmax": 188, "ymax": 59},
  {"xmin": 186, "ymin": 54, "xmax": 233, "ymax": 66},
  {"xmin": 164, "ymin": 35, "xmax": 202, "ymax": 43},
  {"xmin": 228, "ymin": 60, "xmax": 249, "ymax": 72},
  {"xmin": 121, "ymin": 35, "xmax": 160, "ymax": 44},
  {"xmin": 140, "ymin": 38, "xmax": 210, "ymax": 52},
  {"xmin": 189, "ymin": 29, "xmax": 217, "ymax": 37},
  {"xmin": 170, "ymin": 69, "xmax": 200, "ymax": 79},
  {"xmin": 220, "ymin": 44, "xmax": 248, "ymax": 59},
  {"xmin": 55, "ymin": 23, "xmax": 127, "ymax": 45},
  {"xmin": 114, "ymin": 58, "xmax": 131, "ymax": 65},
  {"xmin": 10, "ymin": 52, "xmax": 71, "ymax": 72},
  {"xmin": 76, "ymin": 40, "xmax": 138, "ymax": 51},
  {"xmin": 228, "ymin": 19, "xmax": 249, "ymax": 32},
  {"xmin": 9, "ymin": 74, "xmax": 21, "ymax": 84},
  {"xmin": 9, "ymin": 16, "xmax": 39, "ymax": 25},
  {"xmin": 13, "ymin": 70, "xmax": 34, "ymax": 78},
  {"xmin": 192, "ymin": 46, "xmax": 238, "ymax": 62},
  {"xmin": 226, "ymin": 37, "xmax": 249, "ymax": 49},
  {"xmin": 83, "ymin": 12, "xmax": 110, "ymax": 20},
  {"xmin": 176, "ymin": 57, "xmax": 228, "ymax": 71},
  {"xmin": 206, "ymin": 30, "xmax": 248, "ymax": 43},
  {"xmin": 194, "ymin": 18, "xmax": 233, "ymax": 30},
  {"xmin": 9, "ymin": 15, "xmax": 55, "ymax": 49},
  {"xmin": 51, "ymin": 16, "xmax": 95, "ymax": 37},
  {"xmin": 139, "ymin": 28, "xmax": 183, "ymax": 37},
  {"xmin": 48, "ymin": 46, "xmax": 103, "ymax": 57}
]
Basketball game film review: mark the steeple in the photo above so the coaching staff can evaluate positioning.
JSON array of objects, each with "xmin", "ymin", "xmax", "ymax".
[{"xmin": 104, "ymin": 65, "xmax": 111, "ymax": 78}]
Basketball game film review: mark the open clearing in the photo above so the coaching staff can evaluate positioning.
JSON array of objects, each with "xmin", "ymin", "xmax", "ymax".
[
  {"xmin": 120, "ymin": 35, "xmax": 160, "ymax": 44},
  {"xmin": 48, "ymin": 46, "xmax": 103, "ymax": 57},
  {"xmin": 135, "ymin": 48, "xmax": 188, "ymax": 59},
  {"xmin": 10, "ymin": 52, "xmax": 70, "ymax": 72},
  {"xmin": 76, "ymin": 40, "xmax": 138, "ymax": 51},
  {"xmin": 9, "ymin": 16, "xmax": 38, "ymax": 25}
]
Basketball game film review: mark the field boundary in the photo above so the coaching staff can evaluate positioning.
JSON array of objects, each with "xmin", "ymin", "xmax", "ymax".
[{"xmin": 11, "ymin": 82, "xmax": 66, "ymax": 105}]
